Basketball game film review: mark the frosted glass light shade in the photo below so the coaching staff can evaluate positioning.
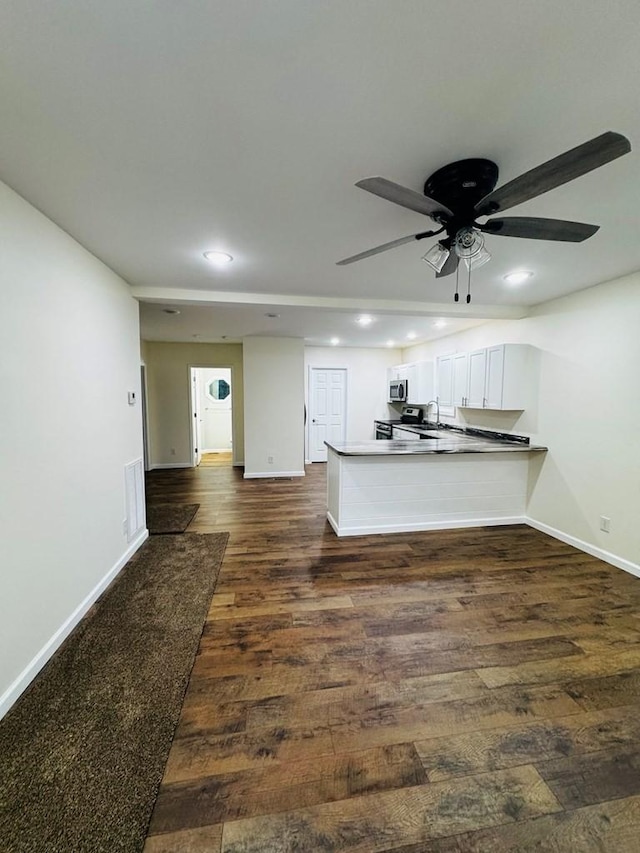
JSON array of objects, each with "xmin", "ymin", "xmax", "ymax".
[
  {"xmin": 422, "ymin": 242, "xmax": 450, "ymax": 273},
  {"xmin": 464, "ymin": 245, "xmax": 492, "ymax": 270}
]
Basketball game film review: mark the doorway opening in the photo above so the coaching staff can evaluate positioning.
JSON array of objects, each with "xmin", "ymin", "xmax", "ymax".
[
  {"xmin": 190, "ymin": 367, "xmax": 233, "ymax": 468},
  {"xmin": 140, "ymin": 364, "xmax": 151, "ymax": 471}
]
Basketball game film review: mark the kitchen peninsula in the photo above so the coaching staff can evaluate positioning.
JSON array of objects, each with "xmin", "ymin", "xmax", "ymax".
[{"xmin": 325, "ymin": 428, "xmax": 547, "ymax": 537}]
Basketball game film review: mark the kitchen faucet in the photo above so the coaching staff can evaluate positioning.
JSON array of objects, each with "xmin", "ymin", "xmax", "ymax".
[{"xmin": 426, "ymin": 399, "xmax": 440, "ymax": 427}]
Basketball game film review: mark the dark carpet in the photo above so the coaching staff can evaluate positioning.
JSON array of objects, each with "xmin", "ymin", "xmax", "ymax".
[
  {"xmin": 146, "ymin": 502, "xmax": 199, "ymax": 534},
  {"xmin": 0, "ymin": 532, "xmax": 228, "ymax": 853}
]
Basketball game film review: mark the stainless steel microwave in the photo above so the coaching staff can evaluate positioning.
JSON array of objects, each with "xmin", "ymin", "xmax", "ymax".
[{"xmin": 389, "ymin": 379, "xmax": 408, "ymax": 402}]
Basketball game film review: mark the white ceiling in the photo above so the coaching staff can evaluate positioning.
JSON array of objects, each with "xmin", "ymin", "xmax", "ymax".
[{"xmin": 2, "ymin": 0, "xmax": 640, "ymax": 347}]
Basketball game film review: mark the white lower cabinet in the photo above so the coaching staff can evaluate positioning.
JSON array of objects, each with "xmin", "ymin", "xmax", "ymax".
[{"xmin": 392, "ymin": 425, "xmax": 419, "ymax": 440}]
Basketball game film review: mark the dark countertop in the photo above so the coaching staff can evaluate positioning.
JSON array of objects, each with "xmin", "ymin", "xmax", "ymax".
[
  {"xmin": 375, "ymin": 420, "xmax": 534, "ymax": 445},
  {"xmin": 327, "ymin": 429, "xmax": 547, "ymax": 456}
]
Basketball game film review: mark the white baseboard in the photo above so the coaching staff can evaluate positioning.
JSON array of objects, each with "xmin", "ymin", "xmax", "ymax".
[
  {"xmin": 150, "ymin": 462, "xmax": 192, "ymax": 470},
  {"xmin": 328, "ymin": 515, "xmax": 527, "ymax": 538},
  {"xmin": 244, "ymin": 470, "xmax": 306, "ymax": 479},
  {"xmin": 526, "ymin": 517, "xmax": 640, "ymax": 579},
  {"xmin": 0, "ymin": 529, "xmax": 149, "ymax": 721},
  {"xmin": 327, "ymin": 511, "xmax": 340, "ymax": 535}
]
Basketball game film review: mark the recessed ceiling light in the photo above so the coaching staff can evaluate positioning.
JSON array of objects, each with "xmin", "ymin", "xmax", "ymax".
[
  {"xmin": 330, "ymin": 337, "xmax": 340, "ymax": 346},
  {"xmin": 356, "ymin": 315, "xmax": 373, "ymax": 326},
  {"xmin": 162, "ymin": 308, "xmax": 181, "ymax": 315},
  {"xmin": 386, "ymin": 340, "xmax": 395, "ymax": 347},
  {"xmin": 503, "ymin": 270, "xmax": 533, "ymax": 285},
  {"xmin": 203, "ymin": 251, "xmax": 234, "ymax": 265},
  {"xmin": 434, "ymin": 319, "xmax": 447, "ymax": 329},
  {"xmin": 407, "ymin": 331, "xmax": 417, "ymax": 340}
]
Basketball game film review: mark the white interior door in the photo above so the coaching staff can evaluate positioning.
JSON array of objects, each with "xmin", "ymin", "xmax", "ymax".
[
  {"xmin": 200, "ymin": 368, "xmax": 232, "ymax": 451},
  {"xmin": 309, "ymin": 367, "xmax": 347, "ymax": 462},
  {"xmin": 190, "ymin": 368, "xmax": 202, "ymax": 466}
]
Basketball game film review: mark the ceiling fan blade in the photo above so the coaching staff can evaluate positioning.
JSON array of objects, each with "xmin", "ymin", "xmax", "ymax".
[
  {"xmin": 356, "ymin": 177, "xmax": 453, "ymax": 220},
  {"xmin": 436, "ymin": 249, "xmax": 459, "ymax": 278},
  {"xmin": 475, "ymin": 131, "xmax": 631, "ymax": 216},
  {"xmin": 336, "ymin": 230, "xmax": 440, "ymax": 265},
  {"xmin": 481, "ymin": 216, "xmax": 599, "ymax": 242}
]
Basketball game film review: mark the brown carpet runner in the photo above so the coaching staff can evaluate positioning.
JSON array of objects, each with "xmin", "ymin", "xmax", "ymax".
[
  {"xmin": 146, "ymin": 503, "xmax": 200, "ymax": 534},
  {"xmin": 0, "ymin": 532, "xmax": 228, "ymax": 853}
]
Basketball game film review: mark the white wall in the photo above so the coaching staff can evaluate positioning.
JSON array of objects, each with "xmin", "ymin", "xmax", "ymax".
[
  {"xmin": 243, "ymin": 337, "xmax": 305, "ymax": 477},
  {"xmin": 198, "ymin": 367, "xmax": 232, "ymax": 451},
  {"xmin": 0, "ymin": 180, "xmax": 144, "ymax": 717},
  {"xmin": 142, "ymin": 341, "xmax": 244, "ymax": 466},
  {"xmin": 402, "ymin": 273, "xmax": 640, "ymax": 570},
  {"xmin": 304, "ymin": 346, "xmax": 402, "ymax": 446}
]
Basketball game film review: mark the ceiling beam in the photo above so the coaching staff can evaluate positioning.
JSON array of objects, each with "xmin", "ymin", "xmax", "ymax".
[{"xmin": 131, "ymin": 287, "xmax": 529, "ymax": 321}]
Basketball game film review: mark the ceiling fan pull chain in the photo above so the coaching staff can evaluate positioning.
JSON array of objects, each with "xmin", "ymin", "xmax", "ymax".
[
  {"xmin": 466, "ymin": 263, "xmax": 472, "ymax": 303},
  {"xmin": 454, "ymin": 263, "xmax": 460, "ymax": 302}
]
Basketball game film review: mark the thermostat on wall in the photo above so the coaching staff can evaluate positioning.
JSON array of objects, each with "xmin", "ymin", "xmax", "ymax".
[{"xmin": 128, "ymin": 391, "xmax": 136, "ymax": 405}]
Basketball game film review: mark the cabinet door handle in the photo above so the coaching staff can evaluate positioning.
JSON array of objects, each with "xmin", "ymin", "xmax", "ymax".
[{"xmin": 483, "ymin": 397, "xmax": 487, "ymax": 408}]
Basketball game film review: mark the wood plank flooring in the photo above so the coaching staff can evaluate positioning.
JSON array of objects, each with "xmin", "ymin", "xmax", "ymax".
[{"xmin": 143, "ymin": 462, "xmax": 640, "ymax": 852}]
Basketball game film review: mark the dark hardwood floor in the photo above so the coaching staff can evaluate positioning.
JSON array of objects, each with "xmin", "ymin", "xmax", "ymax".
[{"xmin": 143, "ymin": 462, "xmax": 640, "ymax": 852}]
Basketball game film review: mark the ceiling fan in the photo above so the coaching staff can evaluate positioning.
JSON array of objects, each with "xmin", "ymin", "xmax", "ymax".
[{"xmin": 337, "ymin": 131, "xmax": 631, "ymax": 301}]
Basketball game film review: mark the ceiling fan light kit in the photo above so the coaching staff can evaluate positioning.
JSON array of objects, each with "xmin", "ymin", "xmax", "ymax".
[
  {"xmin": 338, "ymin": 130, "xmax": 631, "ymax": 302},
  {"xmin": 421, "ymin": 242, "xmax": 450, "ymax": 273},
  {"xmin": 454, "ymin": 227, "xmax": 492, "ymax": 271}
]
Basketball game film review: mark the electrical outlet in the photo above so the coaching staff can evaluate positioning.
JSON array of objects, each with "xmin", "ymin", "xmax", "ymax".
[
  {"xmin": 600, "ymin": 515, "xmax": 611, "ymax": 533},
  {"xmin": 170, "ymin": 447, "xmax": 176, "ymax": 456},
  {"xmin": 267, "ymin": 455, "xmax": 274, "ymax": 464}
]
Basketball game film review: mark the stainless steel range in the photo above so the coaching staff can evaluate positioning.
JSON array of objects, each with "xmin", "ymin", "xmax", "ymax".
[
  {"xmin": 374, "ymin": 406, "xmax": 424, "ymax": 439},
  {"xmin": 374, "ymin": 421, "xmax": 393, "ymax": 440}
]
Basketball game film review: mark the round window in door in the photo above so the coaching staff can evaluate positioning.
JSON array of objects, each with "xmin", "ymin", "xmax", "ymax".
[{"xmin": 207, "ymin": 378, "xmax": 230, "ymax": 401}]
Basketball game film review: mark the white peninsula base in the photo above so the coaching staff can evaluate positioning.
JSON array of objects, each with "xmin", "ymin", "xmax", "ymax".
[{"xmin": 327, "ymin": 447, "xmax": 535, "ymax": 537}]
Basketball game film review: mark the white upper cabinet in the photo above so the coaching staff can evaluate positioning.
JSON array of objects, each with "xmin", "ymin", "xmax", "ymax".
[
  {"xmin": 452, "ymin": 352, "xmax": 469, "ymax": 407},
  {"xmin": 404, "ymin": 362, "xmax": 418, "ymax": 399},
  {"xmin": 485, "ymin": 343, "xmax": 533, "ymax": 410},
  {"xmin": 396, "ymin": 363, "xmax": 410, "ymax": 382},
  {"xmin": 436, "ymin": 354, "xmax": 453, "ymax": 406},
  {"xmin": 407, "ymin": 361, "xmax": 435, "ymax": 405},
  {"xmin": 437, "ymin": 344, "xmax": 534, "ymax": 411},
  {"xmin": 485, "ymin": 344, "xmax": 506, "ymax": 409},
  {"xmin": 467, "ymin": 348, "xmax": 488, "ymax": 408},
  {"xmin": 388, "ymin": 361, "xmax": 435, "ymax": 405},
  {"xmin": 406, "ymin": 361, "xmax": 434, "ymax": 404},
  {"xmin": 415, "ymin": 360, "xmax": 435, "ymax": 404}
]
